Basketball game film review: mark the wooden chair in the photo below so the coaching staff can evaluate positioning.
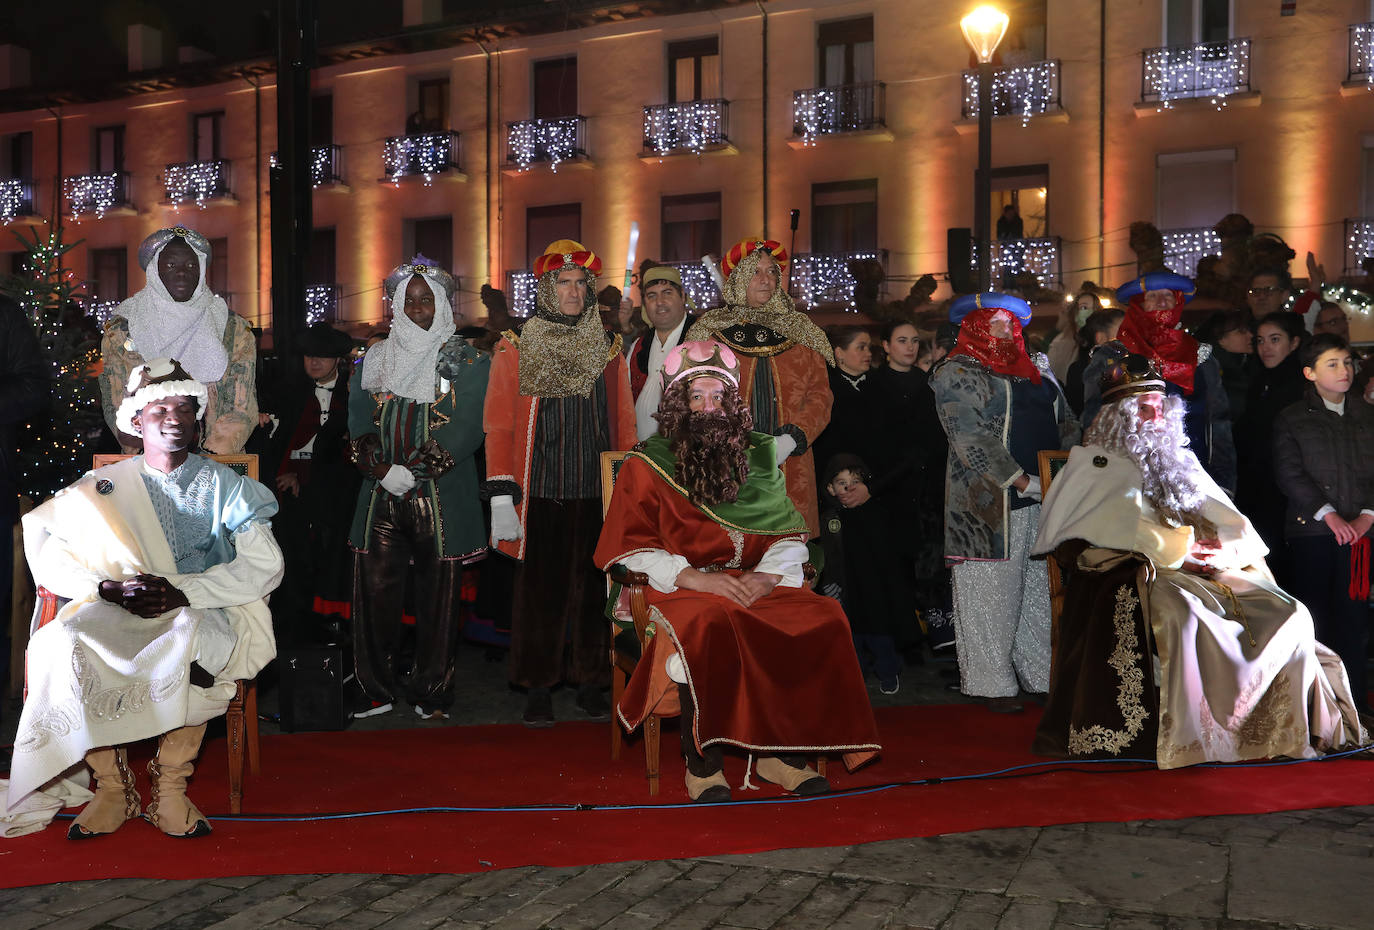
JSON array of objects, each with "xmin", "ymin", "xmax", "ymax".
[
  {"xmin": 30, "ymin": 453, "xmax": 262, "ymax": 814},
  {"xmin": 1037, "ymin": 449, "xmax": 1072, "ymax": 639}
]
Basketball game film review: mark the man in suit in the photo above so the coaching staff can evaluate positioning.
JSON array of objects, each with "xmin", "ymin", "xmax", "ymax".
[{"xmin": 629, "ymin": 265, "xmax": 697, "ymax": 441}]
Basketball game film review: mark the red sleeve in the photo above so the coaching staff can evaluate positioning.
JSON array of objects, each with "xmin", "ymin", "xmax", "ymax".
[
  {"xmin": 607, "ymin": 353, "xmax": 637, "ymax": 451},
  {"xmin": 483, "ymin": 337, "xmax": 519, "ymax": 483},
  {"xmin": 593, "ymin": 456, "xmax": 664, "ymax": 570}
]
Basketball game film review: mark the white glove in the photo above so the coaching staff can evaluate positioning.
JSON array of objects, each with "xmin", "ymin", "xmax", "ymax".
[
  {"xmin": 1016, "ymin": 475, "xmax": 1042, "ymax": 502},
  {"xmin": 774, "ymin": 433, "xmax": 798, "ymax": 466},
  {"xmin": 490, "ymin": 495, "xmax": 522, "ymax": 543},
  {"xmin": 379, "ymin": 465, "xmax": 417, "ymax": 496}
]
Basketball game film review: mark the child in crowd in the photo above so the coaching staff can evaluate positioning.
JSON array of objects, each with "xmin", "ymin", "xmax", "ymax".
[
  {"xmin": 817, "ymin": 454, "xmax": 916, "ymax": 695},
  {"xmin": 1272, "ymin": 333, "xmax": 1374, "ymax": 713}
]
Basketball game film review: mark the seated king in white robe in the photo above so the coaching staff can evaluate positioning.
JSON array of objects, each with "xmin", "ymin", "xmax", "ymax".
[
  {"xmin": 8, "ymin": 358, "xmax": 281, "ymax": 839},
  {"xmin": 1032, "ymin": 353, "xmax": 1366, "ymax": 769}
]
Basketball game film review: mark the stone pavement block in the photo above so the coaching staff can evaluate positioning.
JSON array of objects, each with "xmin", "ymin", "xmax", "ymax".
[
  {"xmin": 486, "ymin": 900, "xmax": 572, "ymax": 930},
  {"xmin": 108, "ymin": 881, "xmax": 246, "ymax": 929},
  {"xmin": 1008, "ymin": 832, "xmax": 1226, "ymax": 920},
  {"xmin": 1270, "ymin": 825, "xmax": 1340, "ymax": 849},
  {"xmin": 614, "ymin": 860, "xmax": 690, "ymax": 898},
  {"xmin": 599, "ymin": 913, "xmax": 669, "ymax": 930},
  {"xmin": 0, "ymin": 908, "xmax": 63, "ymax": 930},
  {"xmin": 301, "ymin": 907, "xmax": 393, "ymax": 930},
  {"xmin": 1103, "ymin": 916, "xmax": 1167, "ymax": 930},
  {"xmin": 374, "ymin": 893, "xmax": 465, "ymax": 929},
  {"xmin": 657, "ymin": 901, "xmax": 731, "ymax": 930},
  {"xmin": 1055, "ymin": 902, "xmax": 1111, "ymax": 927},
  {"xmin": 43, "ymin": 879, "xmax": 160, "ymax": 916},
  {"xmin": 37, "ymin": 894, "xmax": 163, "ymax": 930},
  {"xmin": 828, "ymin": 880, "xmax": 912, "ymax": 929},
  {"xmin": 369, "ymin": 874, "xmax": 471, "ymax": 913},
  {"xmin": 207, "ymin": 876, "xmax": 268, "ymax": 890},
  {"xmin": 127, "ymin": 879, "xmax": 209, "ymax": 903},
  {"xmin": 717, "ymin": 871, "xmax": 819, "ymax": 929},
  {"xmin": 888, "ymin": 887, "xmax": 961, "ymax": 929},
  {"xmin": 836, "ymin": 829, "xmax": 1036, "ymax": 892},
  {"xmin": 203, "ymin": 873, "xmax": 314, "ymax": 911},
  {"xmin": 199, "ymin": 894, "xmax": 312, "ymax": 930},
  {"xmin": 696, "ymin": 844, "xmax": 853, "ymax": 876},
  {"xmin": 1228, "ymin": 844, "xmax": 1374, "ymax": 930},
  {"xmin": 768, "ymin": 876, "xmax": 865, "ymax": 930},
  {"xmin": 941, "ymin": 893, "xmax": 1010, "ymax": 930},
  {"xmin": 995, "ymin": 898, "xmax": 1057, "ymax": 930},
  {"xmin": 283, "ymin": 894, "xmax": 378, "ymax": 928},
  {"xmin": 620, "ymin": 870, "xmax": 720, "ymax": 921},
  {"xmin": 536, "ymin": 861, "xmax": 640, "ymax": 907},
  {"xmin": 450, "ymin": 871, "xmax": 564, "ymax": 923},
  {"xmin": 295, "ymin": 873, "xmax": 379, "ymax": 899},
  {"xmin": 681, "ymin": 861, "xmax": 736, "ymax": 885},
  {"xmin": 695, "ymin": 867, "xmax": 772, "ymax": 907},
  {"xmin": 1159, "ymin": 919, "xmax": 1217, "ymax": 930}
]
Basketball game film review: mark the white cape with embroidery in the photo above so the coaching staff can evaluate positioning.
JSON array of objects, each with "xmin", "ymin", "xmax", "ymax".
[
  {"xmin": 5, "ymin": 457, "xmax": 281, "ymax": 823},
  {"xmin": 1033, "ymin": 444, "xmax": 1366, "ymax": 768}
]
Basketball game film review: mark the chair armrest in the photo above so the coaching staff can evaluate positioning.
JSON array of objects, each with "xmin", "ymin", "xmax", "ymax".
[{"xmin": 609, "ymin": 563, "xmax": 650, "ymax": 588}]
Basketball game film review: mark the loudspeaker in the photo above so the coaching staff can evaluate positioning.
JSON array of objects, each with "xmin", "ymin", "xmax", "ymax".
[
  {"xmin": 278, "ymin": 645, "xmax": 348, "ymax": 732},
  {"xmin": 947, "ymin": 227, "xmax": 975, "ymax": 295}
]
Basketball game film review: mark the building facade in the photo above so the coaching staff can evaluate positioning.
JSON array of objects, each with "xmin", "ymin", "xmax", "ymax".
[{"xmin": 2, "ymin": 0, "xmax": 1373, "ymax": 336}]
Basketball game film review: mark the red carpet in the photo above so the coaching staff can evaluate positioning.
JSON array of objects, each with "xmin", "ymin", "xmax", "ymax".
[{"xmin": 3, "ymin": 703, "xmax": 1370, "ymax": 888}]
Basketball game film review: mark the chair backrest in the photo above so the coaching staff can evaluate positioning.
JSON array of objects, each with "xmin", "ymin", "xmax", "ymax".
[
  {"xmin": 1037, "ymin": 449, "xmax": 1070, "ymax": 492},
  {"xmin": 600, "ymin": 451, "xmax": 630, "ymax": 519},
  {"xmin": 93, "ymin": 453, "xmax": 259, "ymax": 482}
]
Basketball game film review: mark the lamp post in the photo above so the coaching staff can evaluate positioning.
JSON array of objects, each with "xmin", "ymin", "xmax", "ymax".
[{"xmin": 961, "ymin": 5, "xmax": 1009, "ymax": 292}]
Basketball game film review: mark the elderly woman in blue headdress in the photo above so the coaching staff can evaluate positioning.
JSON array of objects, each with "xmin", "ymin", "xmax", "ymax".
[
  {"xmin": 929, "ymin": 292, "xmax": 1078, "ymax": 712},
  {"xmin": 347, "ymin": 256, "xmax": 490, "ymax": 720},
  {"xmin": 99, "ymin": 226, "xmax": 259, "ymax": 455}
]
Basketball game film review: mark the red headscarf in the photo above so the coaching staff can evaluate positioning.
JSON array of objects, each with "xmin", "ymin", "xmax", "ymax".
[
  {"xmin": 949, "ymin": 308, "xmax": 1041, "ymax": 384},
  {"xmin": 1115, "ymin": 291, "xmax": 1198, "ymax": 394}
]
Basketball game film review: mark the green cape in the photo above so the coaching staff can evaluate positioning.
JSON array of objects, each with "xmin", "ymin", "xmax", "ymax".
[{"xmin": 629, "ymin": 433, "xmax": 808, "ymax": 535}]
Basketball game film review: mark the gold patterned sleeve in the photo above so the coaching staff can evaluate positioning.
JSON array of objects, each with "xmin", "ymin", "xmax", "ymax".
[
  {"xmin": 99, "ymin": 316, "xmax": 144, "ymax": 450},
  {"xmin": 201, "ymin": 316, "xmax": 260, "ymax": 454}
]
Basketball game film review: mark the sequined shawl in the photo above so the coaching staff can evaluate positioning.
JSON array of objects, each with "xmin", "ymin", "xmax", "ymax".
[{"xmin": 685, "ymin": 250, "xmax": 834, "ymax": 364}]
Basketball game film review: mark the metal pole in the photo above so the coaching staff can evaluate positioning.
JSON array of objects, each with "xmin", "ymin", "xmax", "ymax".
[
  {"xmin": 271, "ymin": 0, "xmax": 315, "ymax": 353},
  {"xmin": 975, "ymin": 60, "xmax": 993, "ymax": 292}
]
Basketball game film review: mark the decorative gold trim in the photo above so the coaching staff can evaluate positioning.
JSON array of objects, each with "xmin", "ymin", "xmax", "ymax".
[{"xmin": 1067, "ymin": 583, "xmax": 1150, "ymax": 756}]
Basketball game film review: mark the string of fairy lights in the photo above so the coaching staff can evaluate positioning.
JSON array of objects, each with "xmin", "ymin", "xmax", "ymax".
[
  {"xmin": 269, "ymin": 145, "xmax": 342, "ymax": 187},
  {"xmin": 662, "ymin": 261, "xmax": 723, "ymax": 310},
  {"xmin": 971, "ymin": 238, "xmax": 1061, "ymax": 289},
  {"xmin": 1143, "ymin": 38, "xmax": 1250, "ymax": 111},
  {"xmin": 383, "ymin": 131, "xmax": 458, "ymax": 185},
  {"xmin": 1350, "ymin": 23, "xmax": 1374, "ymax": 85},
  {"xmin": 1, "ymin": 178, "xmax": 35, "ymax": 225},
  {"xmin": 790, "ymin": 251, "xmax": 886, "ymax": 310},
  {"xmin": 961, "ymin": 60, "xmax": 1060, "ymax": 126},
  {"xmin": 643, "ymin": 100, "xmax": 729, "ymax": 157},
  {"xmin": 791, "ymin": 83, "xmax": 881, "ymax": 145},
  {"xmin": 63, "ymin": 172, "xmax": 127, "ymax": 221},
  {"xmin": 163, "ymin": 160, "xmax": 230, "ymax": 209},
  {"xmin": 507, "ymin": 117, "xmax": 583, "ymax": 172},
  {"xmin": 1161, "ymin": 227, "xmax": 1223, "ymax": 277},
  {"xmin": 508, "ymin": 270, "xmax": 538, "ymax": 317}
]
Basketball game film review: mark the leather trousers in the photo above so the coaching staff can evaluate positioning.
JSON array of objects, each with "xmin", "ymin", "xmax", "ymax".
[{"xmin": 352, "ymin": 494, "xmax": 463, "ymax": 709}]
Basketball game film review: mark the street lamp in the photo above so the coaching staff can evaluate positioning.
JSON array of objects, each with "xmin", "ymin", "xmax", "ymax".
[{"xmin": 961, "ymin": 4, "xmax": 1009, "ymax": 292}]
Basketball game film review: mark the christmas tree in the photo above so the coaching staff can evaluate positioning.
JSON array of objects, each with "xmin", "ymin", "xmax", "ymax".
[{"xmin": 0, "ymin": 222, "xmax": 105, "ymax": 501}]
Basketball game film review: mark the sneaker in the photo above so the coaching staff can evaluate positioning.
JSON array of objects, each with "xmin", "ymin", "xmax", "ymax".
[
  {"xmin": 575, "ymin": 683, "xmax": 610, "ymax": 721},
  {"xmin": 522, "ymin": 687, "xmax": 555, "ymax": 728},
  {"xmin": 879, "ymin": 676, "xmax": 900, "ymax": 695},
  {"xmin": 352, "ymin": 701, "xmax": 393, "ymax": 719},
  {"xmin": 414, "ymin": 704, "xmax": 450, "ymax": 721}
]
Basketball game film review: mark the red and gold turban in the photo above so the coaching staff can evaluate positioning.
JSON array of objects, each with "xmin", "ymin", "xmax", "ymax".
[
  {"xmin": 720, "ymin": 236, "xmax": 788, "ymax": 279},
  {"xmin": 533, "ymin": 239, "xmax": 602, "ymax": 276}
]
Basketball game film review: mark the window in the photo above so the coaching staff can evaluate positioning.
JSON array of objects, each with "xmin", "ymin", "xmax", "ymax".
[
  {"xmin": 533, "ymin": 58, "xmax": 578, "ymax": 119},
  {"xmin": 403, "ymin": 217, "xmax": 453, "ymax": 271},
  {"xmin": 1002, "ymin": 0, "xmax": 1047, "ymax": 64},
  {"xmin": 817, "ymin": 17, "xmax": 874, "ymax": 87},
  {"xmin": 90, "ymin": 247, "xmax": 128, "ymax": 303},
  {"xmin": 1165, "ymin": 0, "xmax": 1230, "ymax": 46},
  {"xmin": 3, "ymin": 131, "xmax": 33, "ymax": 178},
  {"xmin": 204, "ymin": 238, "xmax": 227, "ymax": 300},
  {"xmin": 1362, "ymin": 137, "xmax": 1374, "ymax": 217},
  {"xmin": 191, "ymin": 112, "xmax": 224, "ymax": 162},
  {"xmin": 312, "ymin": 94, "xmax": 333, "ymax": 147},
  {"xmin": 811, "ymin": 180, "xmax": 878, "ymax": 254},
  {"xmin": 668, "ymin": 38, "xmax": 720, "ymax": 103},
  {"xmin": 94, "ymin": 126, "xmax": 125, "ymax": 173},
  {"xmin": 1156, "ymin": 149, "xmax": 1235, "ymax": 230},
  {"xmin": 661, "ymin": 192, "xmax": 721, "ymax": 263},
  {"xmin": 309, "ymin": 228, "xmax": 336, "ymax": 285},
  {"xmin": 991, "ymin": 166, "xmax": 1050, "ymax": 240},
  {"xmin": 525, "ymin": 203, "xmax": 581, "ymax": 270},
  {"xmin": 410, "ymin": 78, "xmax": 449, "ymax": 133}
]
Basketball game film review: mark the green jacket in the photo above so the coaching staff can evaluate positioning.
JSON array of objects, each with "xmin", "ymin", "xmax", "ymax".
[{"xmin": 348, "ymin": 337, "xmax": 490, "ymax": 560}]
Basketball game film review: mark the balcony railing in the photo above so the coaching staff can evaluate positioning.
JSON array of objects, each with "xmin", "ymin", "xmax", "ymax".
[
  {"xmin": 975, "ymin": 237, "xmax": 1063, "ymax": 288},
  {"xmin": 792, "ymin": 82, "xmax": 886, "ymax": 144},
  {"xmin": 64, "ymin": 171, "xmax": 132, "ymax": 220},
  {"xmin": 660, "ymin": 260, "xmax": 724, "ymax": 311},
  {"xmin": 1344, "ymin": 218, "xmax": 1374, "ymax": 275},
  {"xmin": 507, "ymin": 270, "xmax": 539, "ymax": 317},
  {"xmin": 1161, "ymin": 227, "xmax": 1223, "ymax": 278},
  {"xmin": 0, "ymin": 178, "xmax": 37, "ymax": 225},
  {"xmin": 383, "ymin": 131, "xmax": 460, "ymax": 184},
  {"xmin": 961, "ymin": 60, "xmax": 1062, "ymax": 124},
  {"xmin": 1141, "ymin": 38, "xmax": 1251, "ymax": 109},
  {"xmin": 506, "ymin": 117, "xmax": 587, "ymax": 171},
  {"xmin": 271, "ymin": 144, "xmax": 344, "ymax": 187},
  {"xmin": 788, "ymin": 250, "xmax": 888, "ymax": 310},
  {"xmin": 163, "ymin": 160, "xmax": 231, "ymax": 208},
  {"xmin": 1349, "ymin": 23, "xmax": 1374, "ymax": 84},
  {"xmin": 306, "ymin": 285, "xmax": 342, "ymax": 325},
  {"xmin": 642, "ymin": 100, "xmax": 730, "ymax": 157}
]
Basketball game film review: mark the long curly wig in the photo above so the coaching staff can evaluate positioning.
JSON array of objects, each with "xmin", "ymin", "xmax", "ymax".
[{"xmin": 655, "ymin": 378, "xmax": 753, "ymax": 505}]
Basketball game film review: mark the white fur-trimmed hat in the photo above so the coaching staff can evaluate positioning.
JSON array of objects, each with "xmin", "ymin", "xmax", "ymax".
[{"xmin": 115, "ymin": 358, "xmax": 210, "ymax": 436}]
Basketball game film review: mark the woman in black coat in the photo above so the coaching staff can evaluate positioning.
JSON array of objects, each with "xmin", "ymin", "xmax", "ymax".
[{"xmin": 812, "ymin": 325, "xmax": 875, "ymax": 489}]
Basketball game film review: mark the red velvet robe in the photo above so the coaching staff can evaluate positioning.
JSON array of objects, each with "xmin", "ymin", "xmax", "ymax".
[{"xmin": 593, "ymin": 455, "xmax": 880, "ymax": 771}]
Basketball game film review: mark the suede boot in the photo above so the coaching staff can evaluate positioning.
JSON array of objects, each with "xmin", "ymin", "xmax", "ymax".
[
  {"xmin": 679, "ymin": 684, "xmax": 730, "ymax": 802},
  {"xmin": 145, "ymin": 723, "xmax": 212, "ymax": 837},
  {"xmin": 67, "ymin": 746, "xmax": 140, "ymax": 840},
  {"xmin": 755, "ymin": 754, "xmax": 830, "ymax": 796}
]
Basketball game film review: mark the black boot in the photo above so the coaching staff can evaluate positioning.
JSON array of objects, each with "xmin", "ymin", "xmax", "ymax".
[{"xmin": 678, "ymin": 684, "xmax": 730, "ymax": 802}]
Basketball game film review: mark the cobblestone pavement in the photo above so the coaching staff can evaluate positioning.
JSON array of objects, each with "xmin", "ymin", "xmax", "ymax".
[{"xmin": 4, "ymin": 651, "xmax": 1371, "ymax": 928}]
